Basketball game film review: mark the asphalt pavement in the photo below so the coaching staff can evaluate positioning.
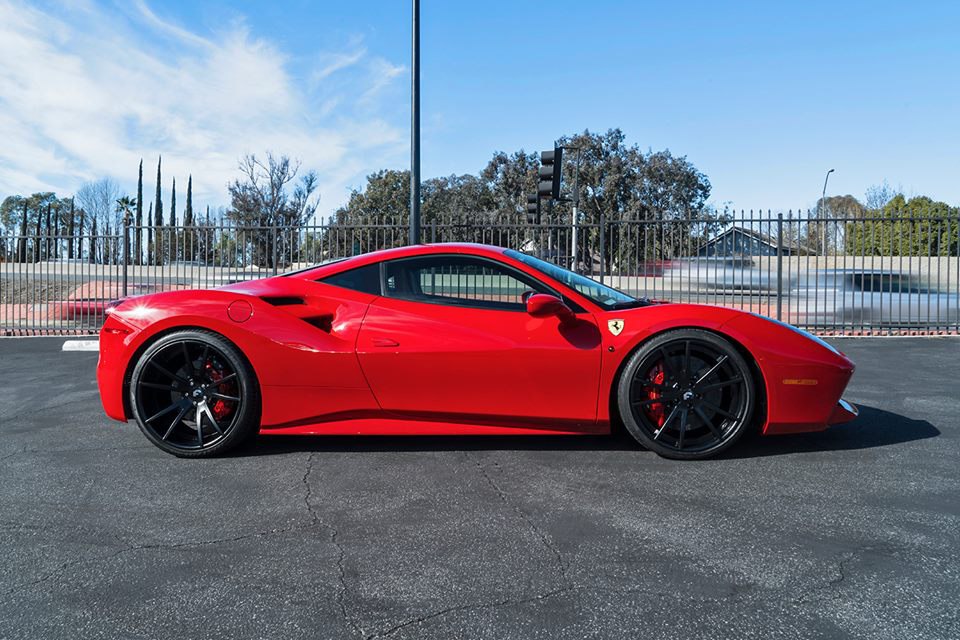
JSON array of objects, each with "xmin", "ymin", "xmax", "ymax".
[{"xmin": 0, "ymin": 337, "xmax": 957, "ymax": 640}]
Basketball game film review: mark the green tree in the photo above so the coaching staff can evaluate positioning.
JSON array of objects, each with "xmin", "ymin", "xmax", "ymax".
[
  {"xmin": 479, "ymin": 150, "xmax": 539, "ymax": 215},
  {"xmin": 328, "ymin": 128, "xmax": 720, "ymax": 270},
  {"xmin": 1, "ymin": 193, "xmax": 70, "ymax": 262},
  {"xmin": 845, "ymin": 194, "xmax": 959, "ymax": 256}
]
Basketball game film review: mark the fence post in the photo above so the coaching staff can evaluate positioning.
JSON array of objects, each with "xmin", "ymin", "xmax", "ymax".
[
  {"xmin": 776, "ymin": 213, "xmax": 783, "ymax": 321},
  {"xmin": 599, "ymin": 214, "xmax": 606, "ymax": 284},
  {"xmin": 431, "ymin": 219, "xmax": 436, "ymax": 244},
  {"xmin": 122, "ymin": 216, "xmax": 130, "ymax": 298},
  {"xmin": 272, "ymin": 225, "xmax": 279, "ymax": 276}
]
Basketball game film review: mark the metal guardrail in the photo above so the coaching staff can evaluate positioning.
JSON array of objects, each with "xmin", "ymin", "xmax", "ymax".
[{"xmin": 1, "ymin": 213, "xmax": 958, "ymax": 335}]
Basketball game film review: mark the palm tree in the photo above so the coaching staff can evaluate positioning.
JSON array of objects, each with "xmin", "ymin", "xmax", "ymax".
[
  {"xmin": 116, "ymin": 196, "xmax": 137, "ymax": 268},
  {"xmin": 116, "ymin": 196, "xmax": 137, "ymax": 224}
]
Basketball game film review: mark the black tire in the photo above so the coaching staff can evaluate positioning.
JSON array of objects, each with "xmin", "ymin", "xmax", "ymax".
[
  {"xmin": 129, "ymin": 330, "xmax": 260, "ymax": 457},
  {"xmin": 617, "ymin": 329, "xmax": 755, "ymax": 460}
]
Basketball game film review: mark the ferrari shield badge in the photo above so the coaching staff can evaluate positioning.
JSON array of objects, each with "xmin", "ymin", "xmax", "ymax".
[{"xmin": 607, "ymin": 319, "xmax": 625, "ymax": 336}]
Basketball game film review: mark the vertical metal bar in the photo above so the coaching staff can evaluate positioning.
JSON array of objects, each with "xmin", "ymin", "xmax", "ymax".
[
  {"xmin": 777, "ymin": 213, "xmax": 783, "ymax": 321},
  {"xmin": 122, "ymin": 216, "xmax": 130, "ymax": 297},
  {"xmin": 831, "ymin": 216, "xmax": 838, "ymax": 333},
  {"xmin": 599, "ymin": 214, "xmax": 606, "ymax": 284},
  {"xmin": 272, "ymin": 225, "xmax": 279, "ymax": 276}
]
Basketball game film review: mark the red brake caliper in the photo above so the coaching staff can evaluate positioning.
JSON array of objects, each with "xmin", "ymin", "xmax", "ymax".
[
  {"xmin": 644, "ymin": 363, "xmax": 666, "ymax": 428},
  {"xmin": 205, "ymin": 363, "xmax": 235, "ymax": 421}
]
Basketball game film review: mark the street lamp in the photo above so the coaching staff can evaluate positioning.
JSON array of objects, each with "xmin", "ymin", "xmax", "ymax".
[
  {"xmin": 409, "ymin": 0, "xmax": 421, "ymax": 245},
  {"xmin": 820, "ymin": 169, "xmax": 834, "ymax": 254}
]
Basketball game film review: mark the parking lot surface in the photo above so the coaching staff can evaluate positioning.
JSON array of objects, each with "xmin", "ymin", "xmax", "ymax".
[{"xmin": 1, "ymin": 337, "xmax": 957, "ymax": 640}]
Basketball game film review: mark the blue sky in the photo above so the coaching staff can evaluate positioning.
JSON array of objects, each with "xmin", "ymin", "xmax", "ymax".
[{"xmin": 1, "ymin": 0, "xmax": 958, "ymax": 220}]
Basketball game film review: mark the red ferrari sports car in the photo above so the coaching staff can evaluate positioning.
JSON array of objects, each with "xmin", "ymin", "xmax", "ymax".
[{"xmin": 97, "ymin": 243, "xmax": 857, "ymax": 460}]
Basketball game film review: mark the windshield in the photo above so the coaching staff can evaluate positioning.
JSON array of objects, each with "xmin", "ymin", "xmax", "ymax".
[{"xmin": 505, "ymin": 250, "xmax": 642, "ymax": 310}]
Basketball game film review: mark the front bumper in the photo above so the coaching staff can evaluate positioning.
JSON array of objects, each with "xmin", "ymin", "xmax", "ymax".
[{"xmin": 829, "ymin": 398, "xmax": 859, "ymax": 425}]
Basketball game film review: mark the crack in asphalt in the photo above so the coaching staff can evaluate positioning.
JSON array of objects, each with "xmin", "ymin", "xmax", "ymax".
[
  {"xmin": 366, "ymin": 586, "xmax": 575, "ymax": 639},
  {"xmin": 302, "ymin": 451, "xmax": 364, "ymax": 638},
  {"xmin": 792, "ymin": 543, "xmax": 901, "ymax": 604},
  {"xmin": 793, "ymin": 553, "xmax": 850, "ymax": 604},
  {"xmin": 465, "ymin": 451, "xmax": 570, "ymax": 585},
  {"xmin": 0, "ymin": 449, "xmax": 26, "ymax": 463}
]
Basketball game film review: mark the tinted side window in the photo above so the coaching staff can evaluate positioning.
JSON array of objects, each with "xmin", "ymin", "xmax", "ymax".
[
  {"xmin": 320, "ymin": 263, "xmax": 381, "ymax": 295},
  {"xmin": 383, "ymin": 256, "xmax": 545, "ymax": 310}
]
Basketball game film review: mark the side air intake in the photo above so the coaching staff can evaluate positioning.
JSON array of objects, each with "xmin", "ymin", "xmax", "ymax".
[{"xmin": 261, "ymin": 296, "xmax": 305, "ymax": 307}]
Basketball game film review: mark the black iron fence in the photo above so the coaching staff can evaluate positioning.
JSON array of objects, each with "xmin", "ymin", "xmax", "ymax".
[{"xmin": 1, "ymin": 212, "xmax": 958, "ymax": 335}]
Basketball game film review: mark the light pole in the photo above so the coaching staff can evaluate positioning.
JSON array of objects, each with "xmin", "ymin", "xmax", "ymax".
[
  {"xmin": 820, "ymin": 168, "xmax": 834, "ymax": 254},
  {"xmin": 409, "ymin": 0, "xmax": 421, "ymax": 245}
]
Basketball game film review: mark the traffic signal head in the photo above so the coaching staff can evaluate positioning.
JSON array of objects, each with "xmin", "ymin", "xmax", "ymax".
[
  {"xmin": 525, "ymin": 194, "xmax": 540, "ymax": 224},
  {"xmin": 537, "ymin": 147, "xmax": 563, "ymax": 200}
]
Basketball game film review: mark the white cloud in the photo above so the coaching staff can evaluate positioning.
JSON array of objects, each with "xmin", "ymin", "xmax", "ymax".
[
  {"xmin": 0, "ymin": 0, "xmax": 408, "ymax": 221},
  {"xmin": 311, "ymin": 48, "xmax": 367, "ymax": 84}
]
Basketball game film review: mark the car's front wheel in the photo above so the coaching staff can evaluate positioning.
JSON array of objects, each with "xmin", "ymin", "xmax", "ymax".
[
  {"xmin": 129, "ymin": 330, "xmax": 260, "ymax": 457},
  {"xmin": 617, "ymin": 329, "xmax": 756, "ymax": 460}
]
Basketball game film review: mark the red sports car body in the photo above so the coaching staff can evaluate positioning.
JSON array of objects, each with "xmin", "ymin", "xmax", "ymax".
[{"xmin": 97, "ymin": 243, "xmax": 857, "ymax": 459}]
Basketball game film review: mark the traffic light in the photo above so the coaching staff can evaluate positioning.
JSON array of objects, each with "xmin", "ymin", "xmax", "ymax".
[
  {"xmin": 525, "ymin": 194, "xmax": 540, "ymax": 224},
  {"xmin": 538, "ymin": 147, "xmax": 563, "ymax": 200}
]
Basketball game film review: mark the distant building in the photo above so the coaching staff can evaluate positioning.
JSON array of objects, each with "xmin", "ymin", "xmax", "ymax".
[{"xmin": 696, "ymin": 226, "xmax": 810, "ymax": 257}]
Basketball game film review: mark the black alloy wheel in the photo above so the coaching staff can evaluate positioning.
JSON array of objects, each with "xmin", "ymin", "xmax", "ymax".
[
  {"xmin": 617, "ymin": 329, "xmax": 756, "ymax": 460},
  {"xmin": 129, "ymin": 330, "xmax": 260, "ymax": 457}
]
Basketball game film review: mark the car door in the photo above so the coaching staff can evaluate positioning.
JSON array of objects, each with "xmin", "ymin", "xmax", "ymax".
[{"xmin": 355, "ymin": 254, "xmax": 602, "ymax": 428}]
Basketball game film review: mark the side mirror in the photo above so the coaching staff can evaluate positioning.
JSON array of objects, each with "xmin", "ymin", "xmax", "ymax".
[{"xmin": 526, "ymin": 293, "xmax": 575, "ymax": 323}]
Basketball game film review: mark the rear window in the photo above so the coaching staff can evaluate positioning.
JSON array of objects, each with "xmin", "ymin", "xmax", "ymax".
[{"xmin": 320, "ymin": 263, "xmax": 381, "ymax": 295}]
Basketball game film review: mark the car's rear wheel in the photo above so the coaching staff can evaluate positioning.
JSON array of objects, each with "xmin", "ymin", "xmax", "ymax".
[
  {"xmin": 129, "ymin": 330, "xmax": 260, "ymax": 457},
  {"xmin": 617, "ymin": 329, "xmax": 755, "ymax": 460}
]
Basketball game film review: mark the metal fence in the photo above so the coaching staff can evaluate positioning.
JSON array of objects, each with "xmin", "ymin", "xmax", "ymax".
[{"xmin": 1, "ymin": 212, "xmax": 958, "ymax": 335}]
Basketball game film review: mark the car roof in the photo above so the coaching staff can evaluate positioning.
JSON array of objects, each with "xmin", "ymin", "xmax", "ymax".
[{"xmin": 290, "ymin": 243, "xmax": 510, "ymax": 278}]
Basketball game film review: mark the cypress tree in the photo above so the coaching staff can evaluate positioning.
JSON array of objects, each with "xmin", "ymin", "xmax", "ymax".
[
  {"xmin": 184, "ymin": 175, "xmax": 194, "ymax": 261},
  {"xmin": 185, "ymin": 175, "xmax": 193, "ymax": 226},
  {"xmin": 169, "ymin": 177, "xmax": 177, "ymax": 227},
  {"xmin": 135, "ymin": 159, "xmax": 143, "ymax": 265},
  {"xmin": 154, "ymin": 156, "xmax": 163, "ymax": 265}
]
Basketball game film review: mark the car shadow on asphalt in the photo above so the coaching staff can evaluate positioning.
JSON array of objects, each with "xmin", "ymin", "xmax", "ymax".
[
  {"xmin": 720, "ymin": 404, "xmax": 940, "ymax": 459},
  {"xmin": 237, "ymin": 404, "xmax": 937, "ymax": 458}
]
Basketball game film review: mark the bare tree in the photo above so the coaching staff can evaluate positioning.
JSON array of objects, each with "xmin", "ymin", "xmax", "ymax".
[
  {"xmin": 864, "ymin": 181, "xmax": 899, "ymax": 211},
  {"xmin": 75, "ymin": 178, "xmax": 121, "ymax": 234},
  {"xmin": 226, "ymin": 153, "xmax": 320, "ymax": 268}
]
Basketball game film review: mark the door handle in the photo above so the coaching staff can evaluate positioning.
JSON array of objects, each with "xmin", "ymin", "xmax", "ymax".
[{"xmin": 372, "ymin": 338, "xmax": 400, "ymax": 347}]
